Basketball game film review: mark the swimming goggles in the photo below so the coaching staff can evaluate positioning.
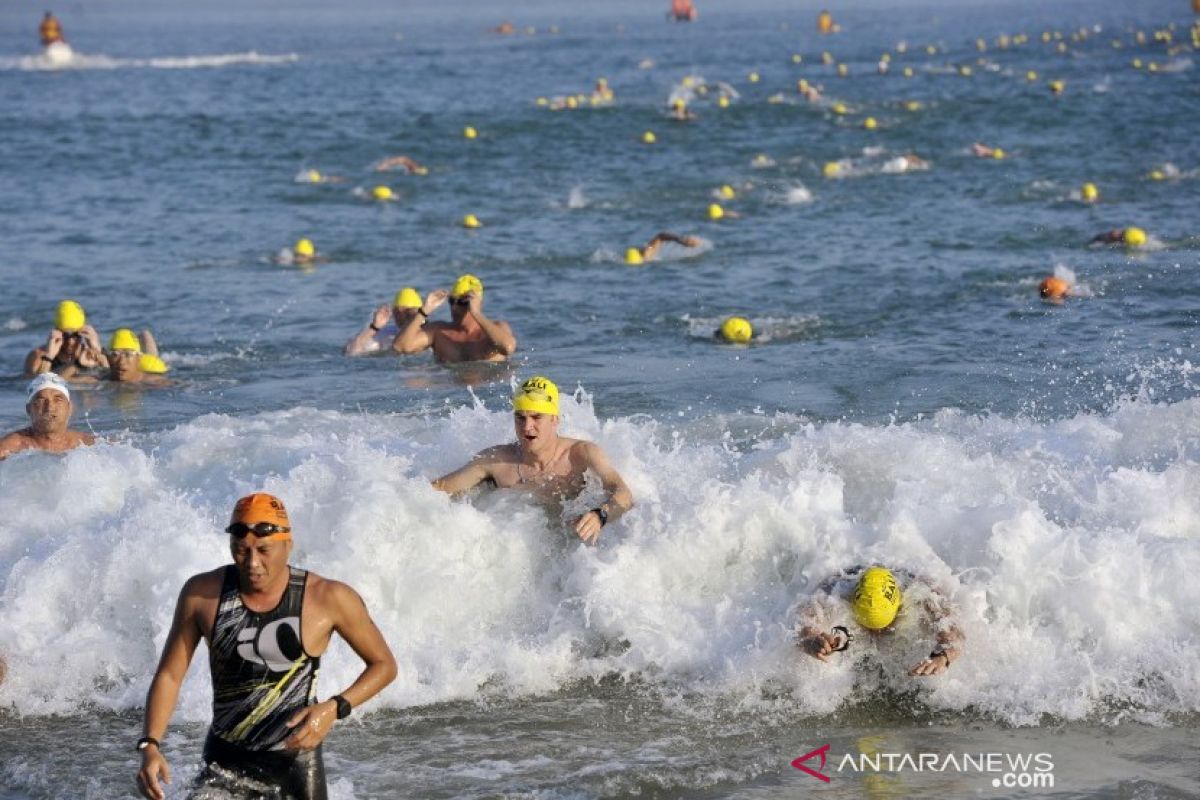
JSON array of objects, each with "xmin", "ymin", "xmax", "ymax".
[{"xmin": 225, "ymin": 522, "xmax": 291, "ymax": 539}]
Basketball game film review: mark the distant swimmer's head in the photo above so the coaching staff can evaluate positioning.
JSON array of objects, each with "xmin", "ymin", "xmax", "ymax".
[
  {"xmin": 227, "ymin": 493, "xmax": 293, "ymax": 578},
  {"xmin": 672, "ymin": 98, "xmax": 686, "ymax": 111},
  {"xmin": 863, "ymin": 116, "xmax": 878, "ymax": 130},
  {"xmin": 719, "ymin": 184, "xmax": 736, "ymax": 200},
  {"xmin": 642, "ymin": 130, "xmax": 657, "ymax": 144},
  {"xmin": 1049, "ymin": 80, "xmax": 1065, "ymax": 94},
  {"xmin": 513, "ymin": 375, "xmax": 560, "ymax": 417},
  {"xmin": 306, "ymin": 169, "xmax": 322, "ymax": 183},
  {"xmin": 832, "ymin": 102, "xmax": 848, "ymax": 115},
  {"xmin": 293, "ymin": 238, "xmax": 316, "ymax": 259},
  {"xmin": 822, "ymin": 161, "xmax": 841, "ymax": 178},
  {"xmin": 707, "ymin": 203, "xmax": 725, "ymax": 221},
  {"xmin": 718, "ymin": 316, "xmax": 753, "ymax": 344},
  {"xmin": 462, "ymin": 213, "xmax": 482, "ymax": 229},
  {"xmin": 463, "ymin": 125, "xmax": 478, "ymax": 139},
  {"xmin": 1123, "ymin": 227, "xmax": 1147, "ymax": 247},
  {"xmin": 1149, "ymin": 169, "xmax": 1166, "ymax": 181},
  {"xmin": 1039, "ymin": 276, "xmax": 1070, "ymax": 301},
  {"xmin": 450, "ymin": 275, "xmax": 483, "ymax": 308},
  {"xmin": 625, "ymin": 247, "xmax": 645, "ymax": 265},
  {"xmin": 372, "ymin": 185, "xmax": 395, "ymax": 201},
  {"xmin": 108, "ymin": 328, "xmax": 144, "ymax": 380},
  {"xmin": 1081, "ymin": 182, "xmax": 1099, "ymax": 203},
  {"xmin": 139, "ymin": 354, "xmax": 170, "ymax": 374},
  {"xmin": 718, "ymin": 96, "xmax": 730, "ymax": 108},
  {"xmin": 55, "ymin": 300, "xmax": 86, "ymax": 333},
  {"xmin": 851, "ymin": 566, "xmax": 902, "ymax": 630},
  {"xmin": 394, "ymin": 287, "xmax": 422, "ymax": 309}
]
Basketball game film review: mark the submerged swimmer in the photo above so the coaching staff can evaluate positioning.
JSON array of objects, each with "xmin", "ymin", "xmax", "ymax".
[
  {"xmin": 795, "ymin": 565, "xmax": 964, "ymax": 677},
  {"xmin": 40, "ymin": 12, "xmax": 64, "ymax": 46},
  {"xmin": 1090, "ymin": 227, "xmax": 1147, "ymax": 247},
  {"xmin": 669, "ymin": 98, "xmax": 697, "ymax": 121},
  {"xmin": 103, "ymin": 329, "xmax": 170, "ymax": 385},
  {"xmin": 394, "ymin": 274, "xmax": 518, "ymax": 363},
  {"xmin": 136, "ymin": 493, "xmax": 397, "ymax": 800},
  {"xmin": 626, "ymin": 231, "xmax": 702, "ymax": 264},
  {"xmin": 344, "ymin": 287, "xmax": 423, "ymax": 356},
  {"xmin": 0, "ymin": 374, "xmax": 95, "ymax": 460},
  {"xmin": 373, "ymin": 156, "xmax": 428, "ymax": 175},
  {"xmin": 971, "ymin": 143, "xmax": 1007, "ymax": 159},
  {"xmin": 24, "ymin": 300, "xmax": 108, "ymax": 378},
  {"xmin": 433, "ymin": 376, "xmax": 634, "ymax": 544},
  {"xmin": 1039, "ymin": 276, "xmax": 1071, "ymax": 302}
]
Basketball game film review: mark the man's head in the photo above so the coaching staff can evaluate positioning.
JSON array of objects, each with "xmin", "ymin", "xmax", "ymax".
[
  {"xmin": 108, "ymin": 328, "xmax": 144, "ymax": 382},
  {"xmin": 25, "ymin": 373, "xmax": 72, "ymax": 434},
  {"xmin": 851, "ymin": 566, "xmax": 902, "ymax": 630},
  {"xmin": 449, "ymin": 274, "xmax": 483, "ymax": 319},
  {"xmin": 227, "ymin": 493, "xmax": 293, "ymax": 590},
  {"xmin": 512, "ymin": 375, "xmax": 559, "ymax": 451},
  {"xmin": 394, "ymin": 286, "xmax": 422, "ymax": 325}
]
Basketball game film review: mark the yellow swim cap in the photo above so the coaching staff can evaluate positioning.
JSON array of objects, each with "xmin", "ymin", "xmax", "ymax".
[
  {"xmin": 372, "ymin": 185, "xmax": 394, "ymax": 201},
  {"xmin": 863, "ymin": 117, "xmax": 877, "ymax": 130},
  {"xmin": 109, "ymin": 328, "xmax": 141, "ymax": 353},
  {"xmin": 624, "ymin": 247, "xmax": 645, "ymax": 265},
  {"xmin": 138, "ymin": 354, "xmax": 169, "ymax": 374},
  {"xmin": 904, "ymin": 100, "xmax": 922, "ymax": 111},
  {"xmin": 719, "ymin": 184, "xmax": 736, "ymax": 200},
  {"xmin": 1149, "ymin": 169, "xmax": 1166, "ymax": 181},
  {"xmin": 566, "ymin": 96, "xmax": 579, "ymax": 108},
  {"xmin": 707, "ymin": 203, "xmax": 725, "ymax": 221},
  {"xmin": 992, "ymin": 148, "xmax": 1006, "ymax": 160},
  {"xmin": 1026, "ymin": 70, "xmax": 1038, "ymax": 81},
  {"xmin": 1081, "ymin": 182, "xmax": 1099, "ymax": 202},
  {"xmin": 55, "ymin": 300, "xmax": 86, "ymax": 333},
  {"xmin": 513, "ymin": 376, "xmax": 559, "ymax": 415},
  {"xmin": 536, "ymin": 96, "xmax": 548, "ymax": 106},
  {"xmin": 792, "ymin": 53, "xmax": 802, "ymax": 63},
  {"xmin": 903, "ymin": 67, "xmax": 914, "ymax": 78},
  {"xmin": 749, "ymin": 71, "xmax": 760, "ymax": 83},
  {"xmin": 672, "ymin": 98, "xmax": 686, "ymax": 110},
  {"xmin": 294, "ymin": 238, "xmax": 315, "ymax": 257},
  {"xmin": 851, "ymin": 567, "xmax": 902, "ymax": 630},
  {"xmin": 463, "ymin": 125, "xmax": 478, "ymax": 139},
  {"xmin": 1132, "ymin": 58, "xmax": 1143, "ymax": 69},
  {"xmin": 450, "ymin": 274, "xmax": 483, "ymax": 298},
  {"xmin": 837, "ymin": 64, "xmax": 849, "ymax": 77},
  {"xmin": 1049, "ymin": 80, "xmax": 1065, "ymax": 94},
  {"xmin": 718, "ymin": 316, "xmax": 753, "ymax": 344},
  {"xmin": 462, "ymin": 214, "xmax": 482, "ymax": 229},
  {"xmin": 718, "ymin": 95, "xmax": 730, "ymax": 108},
  {"xmin": 832, "ymin": 102, "xmax": 847, "ymax": 115},
  {"xmin": 823, "ymin": 161, "xmax": 841, "ymax": 178},
  {"xmin": 306, "ymin": 169, "xmax": 322, "ymax": 183},
  {"xmin": 1124, "ymin": 227, "xmax": 1147, "ymax": 247},
  {"xmin": 394, "ymin": 287, "xmax": 422, "ymax": 308},
  {"xmin": 642, "ymin": 130, "xmax": 657, "ymax": 144}
]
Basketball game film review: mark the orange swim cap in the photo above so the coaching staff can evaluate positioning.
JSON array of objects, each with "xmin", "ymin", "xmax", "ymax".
[
  {"xmin": 1039, "ymin": 276, "xmax": 1069, "ymax": 300},
  {"xmin": 228, "ymin": 493, "xmax": 292, "ymax": 539}
]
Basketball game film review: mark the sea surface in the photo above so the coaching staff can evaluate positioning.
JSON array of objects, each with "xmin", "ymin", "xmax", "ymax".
[{"xmin": 1, "ymin": 0, "xmax": 1198, "ymax": 797}]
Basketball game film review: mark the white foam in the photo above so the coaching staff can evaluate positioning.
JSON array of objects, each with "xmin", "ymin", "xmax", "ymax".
[
  {"xmin": 567, "ymin": 186, "xmax": 588, "ymax": 209},
  {"xmin": 4, "ymin": 318, "xmax": 27, "ymax": 332},
  {"xmin": 0, "ymin": 50, "xmax": 298, "ymax": 72},
  {"xmin": 1, "ymin": 395, "xmax": 1199, "ymax": 725}
]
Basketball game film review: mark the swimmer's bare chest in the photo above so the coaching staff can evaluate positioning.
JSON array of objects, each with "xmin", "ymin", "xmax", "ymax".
[{"xmin": 433, "ymin": 330, "xmax": 505, "ymax": 363}]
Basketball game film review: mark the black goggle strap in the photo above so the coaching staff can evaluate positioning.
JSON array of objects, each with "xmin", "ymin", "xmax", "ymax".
[{"xmin": 830, "ymin": 625, "xmax": 853, "ymax": 652}]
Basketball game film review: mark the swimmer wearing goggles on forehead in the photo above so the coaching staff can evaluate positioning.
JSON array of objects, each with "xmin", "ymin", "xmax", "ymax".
[
  {"xmin": 24, "ymin": 300, "xmax": 108, "ymax": 378},
  {"xmin": 136, "ymin": 492, "xmax": 396, "ymax": 800},
  {"xmin": 393, "ymin": 274, "xmax": 518, "ymax": 363}
]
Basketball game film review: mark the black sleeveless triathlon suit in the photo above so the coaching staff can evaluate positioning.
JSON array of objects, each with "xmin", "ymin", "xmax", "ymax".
[{"xmin": 192, "ymin": 565, "xmax": 327, "ymax": 800}]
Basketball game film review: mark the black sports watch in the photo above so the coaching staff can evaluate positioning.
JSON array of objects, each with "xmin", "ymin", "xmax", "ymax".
[
  {"xmin": 592, "ymin": 506, "xmax": 609, "ymax": 527},
  {"xmin": 332, "ymin": 694, "xmax": 352, "ymax": 720},
  {"xmin": 136, "ymin": 736, "xmax": 160, "ymax": 752}
]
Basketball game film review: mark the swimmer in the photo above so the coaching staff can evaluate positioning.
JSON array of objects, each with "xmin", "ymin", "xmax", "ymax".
[
  {"xmin": 104, "ymin": 329, "xmax": 170, "ymax": 385},
  {"xmin": 797, "ymin": 80, "xmax": 823, "ymax": 102},
  {"xmin": 24, "ymin": 300, "xmax": 108, "ymax": 378},
  {"xmin": 135, "ymin": 493, "xmax": 397, "ymax": 800},
  {"xmin": 433, "ymin": 376, "xmax": 635, "ymax": 545},
  {"xmin": 817, "ymin": 9, "xmax": 837, "ymax": 35},
  {"xmin": 40, "ymin": 11, "xmax": 64, "ymax": 46},
  {"xmin": 490, "ymin": 21, "xmax": 515, "ymax": 35},
  {"xmin": 373, "ymin": 156, "xmax": 428, "ymax": 175},
  {"xmin": 633, "ymin": 231, "xmax": 702, "ymax": 263},
  {"xmin": 669, "ymin": 98, "xmax": 697, "ymax": 121},
  {"xmin": 1090, "ymin": 227, "xmax": 1147, "ymax": 247},
  {"xmin": 0, "ymin": 374, "xmax": 95, "ymax": 460},
  {"xmin": 344, "ymin": 287, "xmax": 423, "ymax": 356},
  {"xmin": 794, "ymin": 565, "xmax": 964, "ymax": 677},
  {"xmin": 394, "ymin": 274, "xmax": 518, "ymax": 363},
  {"xmin": 298, "ymin": 169, "xmax": 345, "ymax": 184},
  {"xmin": 971, "ymin": 143, "xmax": 1007, "ymax": 159},
  {"xmin": 670, "ymin": 0, "xmax": 697, "ymax": 22},
  {"xmin": 896, "ymin": 153, "xmax": 930, "ymax": 170},
  {"xmin": 1039, "ymin": 276, "xmax": 1070, "ymax": 303}
]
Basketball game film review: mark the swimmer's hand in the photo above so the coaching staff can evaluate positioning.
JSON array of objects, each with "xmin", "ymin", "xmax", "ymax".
[
  {"xmin": 571, "ymin": 510, "xmax": 604, "ymax": 545},
  {"xmin": 283, "ymin": 700, "xmax": 338, "ymax": 751},
  {"xmin": 908, "ymin": 651, "xmax": 952, "ymax": 677},
  {"xmin": 45, "ymin": 328, "xmax": 64, "ymax": 359},
  {"xmin": 422, "ymin": 289, "xmax": 450, "ymax": 316},
  {"xmin": 371, "ymin": 305, "xmax": 392, "ymax": 330},
  {"xmin": 135, "ymin": 747, "xmax": 170, "ymax": 800},
  {"xmin": 798, "ymin": 626, "xmax": 842, "ymax": 662}
]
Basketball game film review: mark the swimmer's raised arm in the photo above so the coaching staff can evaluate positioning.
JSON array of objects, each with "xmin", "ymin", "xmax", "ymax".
[
  {"xmin": 906, "ymin": 576, "xmax": 964, "ymax": 677},
  {"xmin": 569, "ymin": 441, "xmax": 634, "ymax": 545},
  {"xmin": 395, "ymin": 290, "xmax": 447, "ymax": 354},
  {"xmin": 345, "ymin": 305, "xmax": 392, "ymax": 356},
  {"xmin": 463, "ymin": 292, "xmax": 517, "ymax": 357}
]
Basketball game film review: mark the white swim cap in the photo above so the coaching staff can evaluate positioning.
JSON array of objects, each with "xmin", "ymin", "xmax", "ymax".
[{"xmin": 27, "ymin": 372, "xmax": 70, "ymax": 403}]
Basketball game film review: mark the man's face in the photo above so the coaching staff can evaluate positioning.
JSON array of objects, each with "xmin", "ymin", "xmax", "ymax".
[
  {"xmin": 514, "ymin": 411, "xmax": 557, "ymax": 450},
  {"xmin": 59, "ymin": 331, "xmax": 83, "ymax": 359},
  {"xmin": 449, "ymin": 293, "xmax": 473, "ymax": 321},
  {"xmin": 230, "ymin": 534, "xmax": 292, "ymax": 591},
  {"xmin": 393, "ymin": 307, "xmax": 418, "ymax": 327},
  {"xmin": 26, "ymin": 389, "xmax": 71, "ymax": 433},
  {"xmin": 109, "ymin": 350, "xmax": 141, "ymax": 381}
]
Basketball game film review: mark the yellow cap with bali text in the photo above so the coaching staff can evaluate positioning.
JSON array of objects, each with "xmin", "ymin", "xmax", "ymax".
[
  {"xmin": 394, "ymin": 287, "xmax": 422, "ymax": 308},
  {"xmin": 513, "ymin": 376, "xmax": 559, "ymax": 416},
  {"xmin": 451, "ymin": 274, "xmax": 483, "ymax": 298}
]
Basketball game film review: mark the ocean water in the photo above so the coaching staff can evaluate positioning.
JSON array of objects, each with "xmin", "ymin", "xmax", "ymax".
[{"xmin": 1, "ymin": 0, "xmax": 1198, "ymax": 797}]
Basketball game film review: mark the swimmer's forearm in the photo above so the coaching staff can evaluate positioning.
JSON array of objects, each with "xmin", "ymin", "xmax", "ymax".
[
  {"xmin": 469, "ymin": 312, "xmax": 517, "ymax": 355},
  {"xmin": 335, "ymin": 658, "xmax": 397, "ymax": 712},
  {"xmin": 142, "ymin": 672, "xmax": 183, "ymax": 740}
]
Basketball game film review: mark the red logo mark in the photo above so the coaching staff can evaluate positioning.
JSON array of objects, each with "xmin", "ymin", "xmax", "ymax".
[{"xmin": 792, "ymin": 744, "xmax": 832, "ymax": 783}]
